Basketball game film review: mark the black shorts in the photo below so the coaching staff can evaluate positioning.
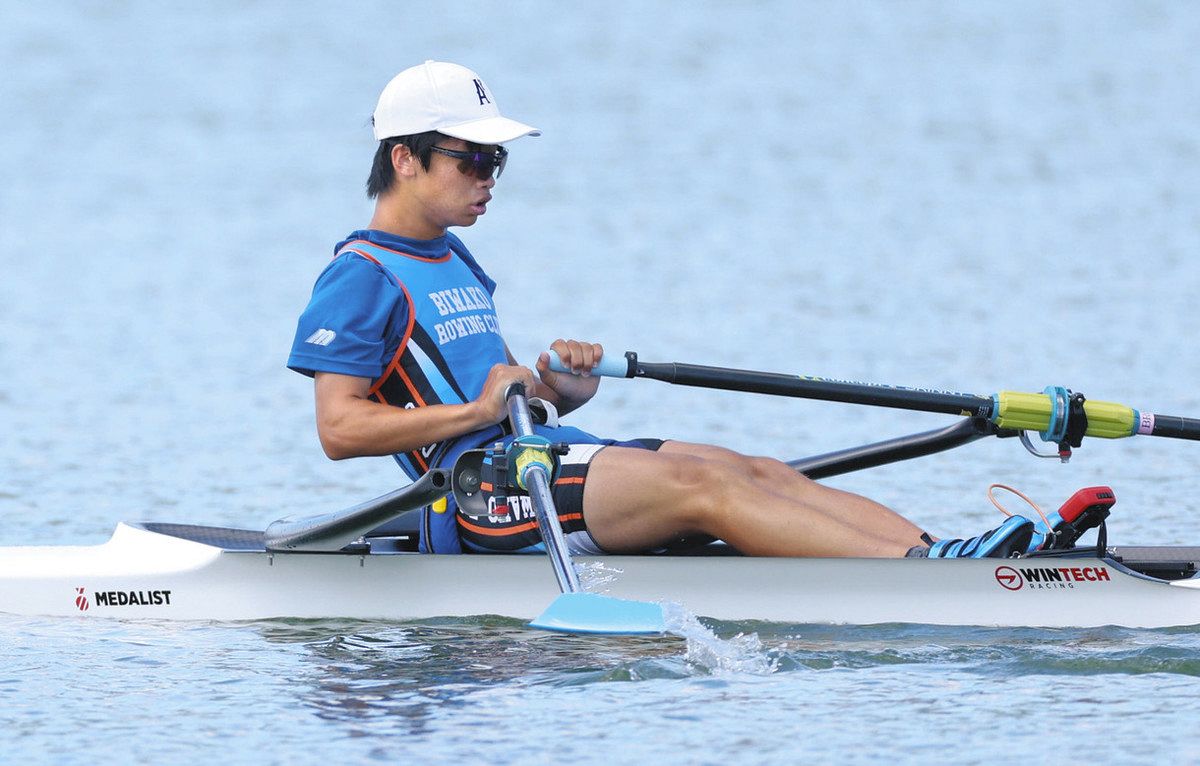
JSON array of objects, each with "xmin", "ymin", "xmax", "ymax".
[{"xmin": 456, "ymin": 438, "xmax": 663, "ymax": 554}]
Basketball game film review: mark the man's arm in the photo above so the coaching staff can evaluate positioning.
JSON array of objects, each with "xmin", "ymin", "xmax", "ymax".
[{"xmin": 313, "ymin": 364, "xmax": 535, "ymax": 460}]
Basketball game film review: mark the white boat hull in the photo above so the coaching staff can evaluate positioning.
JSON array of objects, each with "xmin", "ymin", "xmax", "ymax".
[{"xmin": 3, "ymin": 522, "xmax": 1200, "ymax": 628}]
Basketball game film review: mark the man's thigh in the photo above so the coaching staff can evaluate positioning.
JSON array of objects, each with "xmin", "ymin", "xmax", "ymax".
[{"xmin": 582, "ymin": 445, "xmax": 714, "ymax": 553}]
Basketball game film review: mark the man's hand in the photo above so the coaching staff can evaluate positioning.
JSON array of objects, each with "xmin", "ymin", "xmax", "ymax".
[
  {"xmin": 473, "ymin": 363, "xmax": 538, "ymax": 425},
  {"xmin": 535, "ymin": 338, "xmax": 603, "ymax": 409}
]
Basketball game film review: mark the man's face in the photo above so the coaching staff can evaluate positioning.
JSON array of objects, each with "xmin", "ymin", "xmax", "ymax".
[{"xmin": 411, "ymin": 138, "xmax": 499, "ymax": 232}]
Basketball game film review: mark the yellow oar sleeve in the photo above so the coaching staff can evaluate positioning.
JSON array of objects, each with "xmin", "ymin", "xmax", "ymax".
[
  {"xmin": 993, "ymin": 391, "xmax": 1137, "ymax": 439},
  {"xmin": 1082, "ymin": 400, "xmax": 1141, "ymax": 439}
]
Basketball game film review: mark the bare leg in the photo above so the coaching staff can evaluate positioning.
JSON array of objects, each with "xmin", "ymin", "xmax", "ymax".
[
  {"xmin": 580, "ymin": 445, "xmax": 927, "ymax": 557},
  {"xmin": 659, "ymin": 441, "xmax": 929, "ymax": 542}
]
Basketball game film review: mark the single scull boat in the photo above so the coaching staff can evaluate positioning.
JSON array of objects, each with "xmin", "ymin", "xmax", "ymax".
[
  {"xmin": 3, "ymin": 520, "xmax": 1200, "ymax": 627},
  {"xmin": 5, "ymin": 354, "xmax": 1200, "ymax": 630}
]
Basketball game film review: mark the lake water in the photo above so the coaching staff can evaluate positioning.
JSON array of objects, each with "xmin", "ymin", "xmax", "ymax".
[{"xmin": 2, "ymin": 1, "xmax": 1200, "ymax": 763}]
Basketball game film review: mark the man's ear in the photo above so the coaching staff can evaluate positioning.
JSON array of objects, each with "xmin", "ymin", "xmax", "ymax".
[{"xmin": 391, "ymin": 143, "xmax": 419, "ymax": 177}]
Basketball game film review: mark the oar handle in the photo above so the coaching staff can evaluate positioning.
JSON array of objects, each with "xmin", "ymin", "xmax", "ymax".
[
  {"xmin": 546, "ymin": 351, "xmax": 635, "ymax": 379},
  {"xmin": 504, "ymin": 381, "xmax": 538, "ymax": 433}
]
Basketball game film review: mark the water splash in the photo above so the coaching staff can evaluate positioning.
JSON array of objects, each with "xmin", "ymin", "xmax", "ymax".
[
  {"xmin": 662, "ymin": 602, "xmax": 780, "ymax": 675},
  {"xmin": 572, "ymin": 563, "xmax": 779, "ymax": 673},
  {"xmin": 574, "ymin": 560, "xmax": 626, "ymax": 591}
]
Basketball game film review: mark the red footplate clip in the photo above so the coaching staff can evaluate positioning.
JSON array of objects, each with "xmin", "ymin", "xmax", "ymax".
[{"xmin": 1054, "ymin": 486, "xmax": 1115, "ymax": 548}]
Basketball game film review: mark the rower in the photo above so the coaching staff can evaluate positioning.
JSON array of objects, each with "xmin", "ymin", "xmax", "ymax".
[{"xmin": 286, "ymin": 61, "xmax": 1038, "ymax": 562}]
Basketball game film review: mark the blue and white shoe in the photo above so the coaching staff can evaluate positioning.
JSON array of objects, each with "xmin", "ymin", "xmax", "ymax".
[
  {"xmin": 911, "ymin": 516, "xmax": 1035, "ymax": 559},
  {"xmin": 1026, "ymin": 522, "xmax": 1054, "ymax": 555}
]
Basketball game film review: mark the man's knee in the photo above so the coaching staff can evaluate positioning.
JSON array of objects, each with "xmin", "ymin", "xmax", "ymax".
[
  {"xmin": 667, "ymin": 442, "xmax": 801, "ymax": 485},
  {"xmin": 746, "ymin": 455, "xmax": 807, "ymax": 484},
  {"xmin": 658, "ymin": 454, "xmax": 740, "ymax": 523},
  {"xmin": 699, "ymin": 448, "xmax": 797, "ymax": 483}
]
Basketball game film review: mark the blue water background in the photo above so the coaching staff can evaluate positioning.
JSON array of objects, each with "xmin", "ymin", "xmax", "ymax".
[{"xmin": 2, "ymin": 1, "xmax": 1200, "ymax": 763}]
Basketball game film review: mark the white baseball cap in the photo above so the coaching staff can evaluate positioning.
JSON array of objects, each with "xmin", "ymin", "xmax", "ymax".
[{"xmin": 372, "ymin": 61, "xmax": 541, "ymax": 144}]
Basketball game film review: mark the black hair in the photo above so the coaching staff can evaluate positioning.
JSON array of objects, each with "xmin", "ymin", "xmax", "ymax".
[{"xmin": 365, "ymin": 130, "xmax": 444, "ymax": 198}]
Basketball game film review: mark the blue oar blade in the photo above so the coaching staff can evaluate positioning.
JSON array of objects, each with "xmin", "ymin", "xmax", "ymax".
[{"xmin": 529, "ymin": 592, "xmax": 667, "ymax": 635}]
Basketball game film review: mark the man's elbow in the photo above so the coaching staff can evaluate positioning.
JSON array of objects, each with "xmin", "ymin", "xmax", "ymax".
[
  {"xmin": 320, "ymin": 441, "xmax": 354, "ymax": 461},
  {"xmin": 317, "ymin": 425, "xmax": 360, "ymax": 461}
]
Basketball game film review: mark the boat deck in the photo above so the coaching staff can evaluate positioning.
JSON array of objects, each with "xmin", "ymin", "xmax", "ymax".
[
  {"xmin": 131, "ymin": 522, "xmax": 1200, "ymax": 581},
  {"xmin": 139, "ymin": 523, "xmax": 266, "ymax": 551}
]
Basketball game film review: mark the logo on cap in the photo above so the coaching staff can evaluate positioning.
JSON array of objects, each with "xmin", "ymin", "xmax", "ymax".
[{"xmin": 474, "ymin": 79, "xmax": 491, "ymax": 106}]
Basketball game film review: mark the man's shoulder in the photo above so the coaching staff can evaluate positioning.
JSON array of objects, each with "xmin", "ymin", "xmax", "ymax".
[
  {"xmin": 315, "ymin": 248, "xmax": 392, "ymax": 285},
  {"xmin": 302, "ymin": 251, "xmax": 405, "ymax": 319}
]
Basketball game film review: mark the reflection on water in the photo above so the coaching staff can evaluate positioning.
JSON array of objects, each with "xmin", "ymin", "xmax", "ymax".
[
  {"xmin": 253, "ymin": 618, "xmax": 690, "ymax": 733},
  {"xmin": 244, "ymin": 616, "xmax": 1200, "ymax": 735},
  {"xmin": 3, "ymin": 611, "xmax": 1200, "ymax": 761}
]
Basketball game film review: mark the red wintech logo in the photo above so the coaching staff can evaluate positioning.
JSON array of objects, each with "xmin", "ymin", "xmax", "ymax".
[
  {"xmin": 994, "ymin": 566, "xmax": 1023, "ymax": 591},
  {"xmin": 75, "ymin": 587, "xmax": 90, "ymax": 612},
  {"xmin": 995, "ymin": 565, "xmax": 1113, "ymax": 592}
]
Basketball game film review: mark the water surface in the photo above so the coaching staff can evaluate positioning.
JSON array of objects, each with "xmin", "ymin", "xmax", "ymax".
[{"xmin": 2, "ymin": 1, "xmax": 1199, "ymax": 763}]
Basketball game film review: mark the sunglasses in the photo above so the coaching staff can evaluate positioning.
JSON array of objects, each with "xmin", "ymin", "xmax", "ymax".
[{"xmin": 429, "ymin": 145, "xmax": 508, "ymax": 180}]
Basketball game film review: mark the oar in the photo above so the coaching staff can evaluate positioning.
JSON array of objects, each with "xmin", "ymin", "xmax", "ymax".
[
  {"xmin": 502, "ymin": 382, "xmax": 667, "ymax": 634},
  {"xmin": 551, "ymin": 352, "xmax": 1200, "ymax": 444},
  {"xmin": 264, "ymin": 469, "xmax": 450, "ymax": 551}
]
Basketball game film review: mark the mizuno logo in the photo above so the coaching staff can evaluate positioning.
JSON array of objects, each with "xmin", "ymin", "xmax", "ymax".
[{"xmin": 305, "ymin": 329, "xmax": 336, "ymax": 346}]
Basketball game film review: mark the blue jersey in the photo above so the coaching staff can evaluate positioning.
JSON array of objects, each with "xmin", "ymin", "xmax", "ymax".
[
  {"xmin": 289, "ymin": 230, "xmax": 612, "ymax": 552},
  {"xmin": 289, "ymin": 228, "xmax": 509, "ymax": 473},
  {"xmin": 289, "ymin": 229, "xmax": 498, "ymax": 382}
]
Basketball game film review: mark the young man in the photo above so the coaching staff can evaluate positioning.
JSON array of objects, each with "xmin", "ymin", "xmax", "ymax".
[{"xmin": 288, "ymin": 61, "xmax": 1035, "ymax": 559}]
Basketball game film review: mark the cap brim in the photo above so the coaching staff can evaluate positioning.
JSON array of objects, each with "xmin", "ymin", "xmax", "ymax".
[{"xmin": 439, "ymin": 115, "xmax": 541, "ymax": 145}]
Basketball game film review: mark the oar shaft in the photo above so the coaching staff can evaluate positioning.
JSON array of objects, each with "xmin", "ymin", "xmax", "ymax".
[
  {"xmin": 264, "ymin": 469, "xmax": 450, "ymax": 552},
  {"xmin": 524, "ymin": 463, "xmax": 579, "ymax": 593},
  {"xmin": 507, "ymin": 384, "xmax": 538, "ymax": 434},
  {"xmin": 505, "ymin": 384, "xmax": 581, "ymax": 594},
  {"xmin": 551, "ymin": 353, "xmax": 993, "ymax": 416},
  {"xmin": 1143, "ymin": 413, "xmax": 1200, "ymax": 441},
  {"xmin": 636, "ymin": 360, "xmax": 995, "ymax": 418},
  {"xmin": 551, "ymin": 351, "xmax": 1200, "ymax": 444}
]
